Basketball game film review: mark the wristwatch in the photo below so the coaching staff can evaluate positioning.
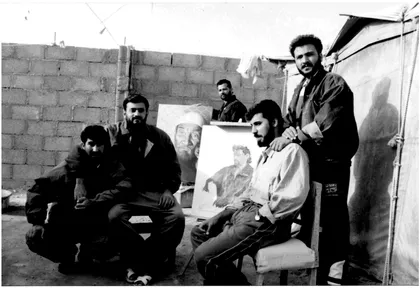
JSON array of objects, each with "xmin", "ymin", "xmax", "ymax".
[{"xmin": 255, "ymin": 211, "xmax": 261, "ymax": 221}]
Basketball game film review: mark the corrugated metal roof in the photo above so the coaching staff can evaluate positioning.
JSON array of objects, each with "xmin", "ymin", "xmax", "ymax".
[{"xmin": 326, "ymin": 2, "xmax": 419, "ymax": 56}]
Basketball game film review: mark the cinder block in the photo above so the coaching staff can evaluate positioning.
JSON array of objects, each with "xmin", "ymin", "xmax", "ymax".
[
  {"xmin": 41, "ymin": 166, "xmax": 55, "ymax": 175},
  {"xmin": 58, "ymin": 91, "xmax": 88, "ymax": 106},
  {"xmin": 133, "ymin": 65, "xmax": 156, "ymax": 80},
  {"xmin": 28, "ymin": 90, "xmax": 57, "ymax": 106},
  {"xmin": 76, "ymin": 47, "xmax": 106, "ymax": 62},
  {"xmin": 214, "ymin": 72, "xmax": 241, "ymax": 87},
  {"xmin": 60, "ymin": 61, "xmax": 89, "ymax": 76},
  {"xmin": 158, "ymin": 67, "xmax": 186, "ymax": 82},
  {"xmin": 15, "ymin": 135, "xmax": 42, "ymax": 150},
  {"xmin": 14, "ymin": 75, "xmax": 43, "ymax": 90},
  {"xmin": 12, "ymin": 105, "xmax": 40, "ymax": 120},
  {"xmin": 116, "ymin": 76, "xmax": 129, "ymax": 92},
  {"xmin": 2, "ymin": 149, "xmax": 26, "ymax": 164},
  {"xmin": 2, "ymin": 105, "xmax": 11, "ymax": 118},
  {"xmin": 89, "ymin": 63, "xmax": 117, "ymax": 78},
  {"xmin": 243, "ymin": 76, "xmax": 267, "ymax": 89},
  {"xmin": 226, "ymin": 58, "xmax": 241, "ymax": 72},
  {"xmin": 56, "ymin": 151, "xmax": 69, "ymax": 164},
  {"xmin": 171, "ymin": 83, "xmax": 198, "ymax": 98},
  {"xmin": 143, "ymin": 51, "xmax": 171, "ymax": 66},
  {"xmin": 1, "ymin": 179, "xmax": 28, "ymax": 190},
  {"xmin": 2, "ymin": 75, "xmax": 11, "ymax": 88},
  {"xmin": 73, "ymin": 107, "xmax": 101, "ymax": 122},
  {"xmin": 44, "ymin": 137, "xmax": 72, "ymax": 151},
  {"xmin": 46, "ymin": 46, "xmax": 76, "ymax": 60},
  {"xmin": 88, "ymin": 92, "xmax": 115, "ymax": 108},
  {"xmin": 202, "ymin": 56, "xmax": 226, "ymax": 71},
  {"xmin": 43, "ymin": 106, "xmax": 72, "ymax": 121},
  {"xmin": 2, "ymin": 89, "xmax": 27, "ymax": 104},
  {"xmin": 2, "ymin": 119, "xmax": 25, "ymax": 134},
  {"xmin": 2, "ymin": 59, "xmax": 29, "ymax": 73},
  {"xmin": 172, "ymin": 53, "xmax": 200, "ymax": 68},
  {"xmin": 200, "ymin": 84, "xmax": 218, "ymax": 100},
  {"xmin": 15, "ymin": 45, "xmax": 44, "ymax": 59},
  {"xmin": 27, "ymin": 121, "xmax": 56, "ymax": 136},
  {"xmin": 262, "ymin": 60, "xmax": 280, "ymax": 75},
  {"xmin": 43, "ymin": 76, "xmax": 72, "ymax": 91},
  {"xmin": 151, "ymin": 96, "xmax": 181, "ymax": 111},
  {"xmin": 102, "ymin": 49, "xmax": 119, "ymax": 64},
  {"xmin": 255, "ymin": 89, "xmax": 281, "ymax": 103},
  {"xmin": 2, "ymin": 164, "xmax": 12, "ymax": 179},
  {"xmin": 2, "ymin": 44, "xmax": 15, "ymax": 58},
  {"xmin": 99, "ymin": 77, "xmax": 116, "ymax": 93},
  {"xmin": 13, "ymin": 164, "xmax": 42, "ymax": 180},
  {"xmin": 242, "ymin": 88, "xmax": 255, "ymax": 103},
  {"xmin": 30, "ymin": 60, "xmax": 59, "ymax": 75},
  {"xmin": 187, "ymin": 69, "xmax": 213, "ymax": 84},
  {"xmin": 107, "ymin": 109, "xmax": 116, "ymax": 124},
  {"xmin": 73, "ymin": 77, "xmax": 100, "ymax": 91},
  {"xmin": 183, "ymin": 98, "xmax": 212, "ymax": 106},
  {"xmin": 57, "ymin": 122, "xmax": 84, "ymax": 137},
  {"xmin": 2, "ymin": 135, "xmax": 13, "ymax": 149},
  {"xmin": 141, "ymin": 80, "xmax": 170, "ymax": 95},
  {"xmin": 130, "ymin": 50, "xmax": 142, "ymax": 64},
  {"xmin": 147, "ymin": 111, "xmax": 157, "ymax": 126},
  {"xmin": 27, "ymin": 151, "xmax": 55, "ymax": 165},
  {"xmin": 268, "ymin": 74, "xmax": 284, "ymax": 90}
]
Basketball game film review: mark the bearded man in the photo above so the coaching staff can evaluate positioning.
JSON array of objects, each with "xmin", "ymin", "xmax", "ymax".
[{"xmin": 105, "ymin": 94, "xmax": 185, "ymax": 286}]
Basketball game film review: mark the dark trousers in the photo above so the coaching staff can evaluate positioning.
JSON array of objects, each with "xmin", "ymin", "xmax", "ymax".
[
  {"xmin": 26, "ymin": 203, "xmax": 110, "ymax": 264},
  {"xmin": 107, "ymin": 191, "xmax": 185, "ymax": 277},
  {"xmin": 314, "ymin": 163, "xmax": 351, "ymax": 285},
  {"xmin": 190, "ymin": 203, "xmax": 290, "ymax": 285}
]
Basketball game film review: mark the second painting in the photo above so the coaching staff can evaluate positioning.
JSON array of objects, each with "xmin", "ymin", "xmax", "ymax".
[{"xmin": 191, "ymin": 124, "xmax": 264, "ymax": 219}]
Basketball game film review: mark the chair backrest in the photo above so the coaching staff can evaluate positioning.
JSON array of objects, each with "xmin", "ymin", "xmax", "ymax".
[{"xmin": 295, "ymin": 181, "xmax": 322, "ymax": 260}]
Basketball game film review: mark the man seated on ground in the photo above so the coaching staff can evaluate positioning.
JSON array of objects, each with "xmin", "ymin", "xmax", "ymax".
[
  {"xmin": 25, "ymin": 125, "xmax": 132, "ymax": 274},
  {"xmin": 190, "ymin": 99, "xmax": 310, "ymax": 285},
  {"xmin": 105, "ymin": 93, "xmax": 185, "ymax": 286}
]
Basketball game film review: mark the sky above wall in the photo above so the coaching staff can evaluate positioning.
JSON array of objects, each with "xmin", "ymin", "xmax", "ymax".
[{"xmin": 0, "ymin": 1, "xmax": 404, "ymax": 59}]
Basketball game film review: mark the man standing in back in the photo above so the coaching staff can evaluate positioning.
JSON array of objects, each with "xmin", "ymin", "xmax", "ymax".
[{"xmin": 212, "ymin": 79, "xmax": 247, "ymax": 122}]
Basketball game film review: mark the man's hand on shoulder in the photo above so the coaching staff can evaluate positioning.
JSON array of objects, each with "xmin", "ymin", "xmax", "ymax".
[
  {"xmin": 270, "ymin": 136, "xmax": 292, "ymax": 152},
  {"xmin": 74, "ymin": 197, "xmax": 94, "ymax": 210},
  {"xmin": 159, "ymin": 190, "xmax": 175, "ymax": 209}
]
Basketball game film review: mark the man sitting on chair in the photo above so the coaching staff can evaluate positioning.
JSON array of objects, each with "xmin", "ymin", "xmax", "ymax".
[{"xmin": 190, "ymin": 99, "xmax": 310, "ymax": 285}]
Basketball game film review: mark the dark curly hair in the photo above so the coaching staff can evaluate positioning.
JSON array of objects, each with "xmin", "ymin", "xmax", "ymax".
[
  {"xmin": 123, "ymin": 93, "xmax": 149, "ymax": 112},
  {"xmin": 216, "ymin": 79, "xmax": 232, "ymax": 89},
  {"xmin": 245, "ymin": 99, "xmax": 283, "ymax": 127},
  {"xmin": 289, "ymin": 34, "xmax": 323, "ymax": 58},
  {"xmin": 80, "ymin": 125, "xmax": 109, "ymax": 146}
]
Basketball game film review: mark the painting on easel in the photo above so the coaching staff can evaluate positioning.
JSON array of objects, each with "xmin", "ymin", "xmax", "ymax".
[{"xmin": 191, "ymin": 123, "xmax": 263, "ymax": 219}]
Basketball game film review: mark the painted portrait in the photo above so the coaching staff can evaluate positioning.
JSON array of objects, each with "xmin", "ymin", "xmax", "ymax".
[
  {"xmin": 191, "ymin": 124, "xmax": 264, "ymax": 219},
  {"xmin": 156, "ymin": 104, "xmax": 213, "ymax": 184}
]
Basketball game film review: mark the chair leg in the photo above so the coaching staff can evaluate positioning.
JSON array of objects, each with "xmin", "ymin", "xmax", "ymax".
[
  {"xmin": 256, "ymin": 273, "xmax": 265, "ymax": 286},
  {"xmin": 280, "ymin": 270, "xmax": 288, "ymax": 285},
  {"xmin": 178, "ymin": 249, "xmax": 194, "ymax": 277},
  {"xmin": 309, "ymin": 268, "xmax": 317, "ymax": 286}
]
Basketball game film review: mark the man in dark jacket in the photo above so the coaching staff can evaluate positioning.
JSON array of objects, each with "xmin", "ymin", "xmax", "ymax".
[
  {"xmin": 212, "ymin": 79, "xmax": 247, "ymax": 122},
  {"xmin": 25, "ymin": 125, "xmax": 132, "ymax": 274},
  {"xmin": 270, "ymin": 34, "xmax": 359, "ymax": 285},
  {"xmin": 105, "ymin": 94, "xmax": 185, "ymax": 286}
]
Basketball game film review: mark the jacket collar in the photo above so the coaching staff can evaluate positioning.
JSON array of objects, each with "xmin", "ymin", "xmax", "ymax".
[{"xmin": 121, "ymin": 120, "xmax": 154, "ymax": 158}]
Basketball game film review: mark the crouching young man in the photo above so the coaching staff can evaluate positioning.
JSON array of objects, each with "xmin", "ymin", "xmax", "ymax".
[
  {"xmin": 190, "ymin": 99, "xmax": 310, "ymax": 285},
  {"xmin": 25, "ymin": 125, "xmax": 132, "ymax": 274}
]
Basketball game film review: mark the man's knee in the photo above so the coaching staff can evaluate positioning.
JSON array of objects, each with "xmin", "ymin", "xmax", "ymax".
[{"xmin": 108, "ymin": 204, "xmax": 127, "ymax": 223}]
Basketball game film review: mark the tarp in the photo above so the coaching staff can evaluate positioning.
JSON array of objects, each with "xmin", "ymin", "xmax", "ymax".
[{"xmin": 325, "ymin": 3, "xmax": 419, "ymax": 285}]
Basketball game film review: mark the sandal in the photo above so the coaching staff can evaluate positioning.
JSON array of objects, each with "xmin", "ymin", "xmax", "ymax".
[
  {"xmin": 125, "ymin": 268, "xmax": 138, "ymax": 284},
  {"xmin": 132, "ymin": 275, "xmax": 152, "ymax": 286}
]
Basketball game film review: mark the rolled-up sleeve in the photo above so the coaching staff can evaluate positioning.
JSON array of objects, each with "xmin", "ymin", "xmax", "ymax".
[{"xmin": 258, "ymin": 145, "xmax": 310, "ymax": 224}]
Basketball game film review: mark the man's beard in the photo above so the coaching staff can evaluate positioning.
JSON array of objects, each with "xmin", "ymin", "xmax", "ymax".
[
  {"xmin": 176, "ymin": 146, "xmax": 198, "ymax": 163},
  {"xmin": 220, "ymin": 91, "xmax": 233, "ymax": 102},
  {"xmin": 297, "ymin": 58, "xmax": 323, "ymax": 78},
  {"xmin": 255, "ymin": 128, "xmax": 275, "ymax": 147},
  {"xmin": 126, "ymin": 116, "xmax": 147, "ymax": 131}
]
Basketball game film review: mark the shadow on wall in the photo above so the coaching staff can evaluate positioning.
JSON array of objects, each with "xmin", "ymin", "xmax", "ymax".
[{"xmin": 349, "ymin": 77, "xmax": 398, "ymax": 273}]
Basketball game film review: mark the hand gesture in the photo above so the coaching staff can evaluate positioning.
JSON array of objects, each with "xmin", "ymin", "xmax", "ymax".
[
  {"xmin": 197, "ymin": 217, "xmax": 219, "ymax": 236},
  {"xmin": 270, "ymin": 136, "xmax": 292, "ymax": 152},
  {"xmin": 74, "ymin": 178, "xmax": 88, "ymax": 202},
  {"xmin": 282, "ymin": 126, "xmax": 299, "ymax": 140},
  {"xmin": 159, "ymin": 190, "xmax": 175, "ymax": 209},
  {"xmin": 74, "ymin": 197, "xmax": 93, "ymax": 210}
]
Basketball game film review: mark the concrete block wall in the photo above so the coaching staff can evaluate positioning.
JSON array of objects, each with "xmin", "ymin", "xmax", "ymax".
[
  {"xmin": 129, "ymin": 50, "xmax": 285, "ymax": 126},
  {"xmin": 2, "ymin": 44, "xmax": 118, "ymax": 189},
  {"xmin": 2, "ymin": 43, "xmax": 285, "ymax": 190}
]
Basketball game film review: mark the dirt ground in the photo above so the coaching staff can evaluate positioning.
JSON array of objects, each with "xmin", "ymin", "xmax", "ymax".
[{"xmin": 2, "ymin": 191, "xmax": 380, "ymax": 286}]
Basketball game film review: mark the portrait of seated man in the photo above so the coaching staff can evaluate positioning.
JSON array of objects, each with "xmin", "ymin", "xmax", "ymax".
[
  {"xmin": 174, "ymin": 111, "xmax": 206, "ymax": 184},
  {"xmin": 202, "ymin": 145, "xmax": 253, "ymax": 208}
]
